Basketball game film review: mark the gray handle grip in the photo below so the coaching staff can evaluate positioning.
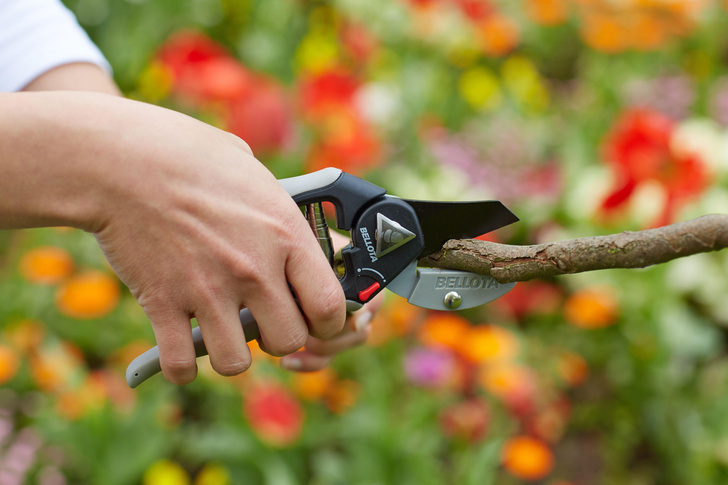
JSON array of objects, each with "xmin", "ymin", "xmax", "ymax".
[
  {"xmin": 125, "ymin": 168, "xmax": 359, "ymax": 389},
  {"xmin": 126, "ymin": 309, "xmax": 260, "ymax": 389}
]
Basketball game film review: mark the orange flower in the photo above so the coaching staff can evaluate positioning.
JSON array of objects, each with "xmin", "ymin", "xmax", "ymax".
[
  {"xmin": 369, "ymin": 295, "xmax": 421, "ymax": 345},
  {"xmin": 480, "ymin": 363, "xmax": 535, "ymax": 401},
  {"xmin": 417, "ymin": 313, "xmax": 470, "ymax": 351},
  {"xmin": 19, "ymin": 246, "xmax": 74, "ymax": 285},
  {"xmin": 243, "ymin": 382, "xmax": 304, "ymax": 447},
  {"xmin": 30, "ymin": 343, "xmax": 83, "ymax": 392},
  {"xmin": 324, "ymin": 379, "xmax": 360, "ymax": 414},
  {"xmin": 475, "ymin": 15, "xmax": 520, "ymax": 57},
  {"xmin": 292, "ymin": 368, "xmax": 337, "ymax": 401},
  {"xmin": 557, "ymin": 351, "xmax": 588, "ymax": 386},
  {"xmin": 563, "ymin": 287, "xmax": 618, "ymax": 329},
  {"xmin": 0, "ymin": 345, "xmax": 20, "ymax": 385},
  {"xmin": 502, "ymin": 436, "xmax": 554, "ymax": 481},
  {"xmin": 457, "ymin": 325, "xmax": 519, "ymax": 363},
  {"xmin": 56, "ymin": 271, "xmax": 121, "ymax": 319},
  {"xmin": 581, "ymin": 13, "xmax": 625, "ymax": 53},
  {"xmin": 526, "ymin": 0, "xmax": 568, "ymax": 26},
  {"xmin": 55, "ymin": 373, "xmax": 107, "ymax": 420},
  {"xmin": 2, "ymin": 319, "xmax": 45, "ymax": 354}
]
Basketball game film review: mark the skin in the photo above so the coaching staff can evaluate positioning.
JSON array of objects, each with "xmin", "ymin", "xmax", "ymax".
[{"xmin": 3, "ymin": 62, "xmax": 377, "ymax": 381}]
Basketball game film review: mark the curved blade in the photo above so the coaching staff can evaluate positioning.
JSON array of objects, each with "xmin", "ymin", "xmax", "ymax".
[{"xmin": 398, "ymin": 198, "xmax": 519, "ymax": 258}]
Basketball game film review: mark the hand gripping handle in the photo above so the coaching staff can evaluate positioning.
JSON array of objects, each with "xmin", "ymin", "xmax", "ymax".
[{"xmin": 126, "ymin": 168, "xmax": 381, "ymax": 388}]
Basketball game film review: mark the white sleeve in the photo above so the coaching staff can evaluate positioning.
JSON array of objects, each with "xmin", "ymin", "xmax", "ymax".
[{"xmin": 0, "ymin": 0, "xmax": 111, "ymax": 92}]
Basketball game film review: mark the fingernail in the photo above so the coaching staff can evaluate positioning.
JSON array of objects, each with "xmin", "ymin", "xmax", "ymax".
[
  {"xmin": 281, "ymin": 357, "xmax": 302, "ymax": 370},
  {"xmin": 354, "ymin": 311, "xmax": 373, "ymax": 332}
]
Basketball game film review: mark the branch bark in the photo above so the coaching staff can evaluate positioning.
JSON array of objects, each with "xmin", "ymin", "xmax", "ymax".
[{"xmin": 420, "ymin": 214, "xmax": 728, "ymax": 284}]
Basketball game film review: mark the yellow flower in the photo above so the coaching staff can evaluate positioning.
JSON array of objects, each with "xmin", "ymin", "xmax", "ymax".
[
  {"xmin": 458, "ymin": 66, "xmax": 502, "ymax": 111},
  {"xmin": 143, "ymin": 460, "xmax": 190, "ymax": 485},
  {"xmin": 195, "ymin": 463, "xmax": 230, "ymax": 485},
  {"xmin": 137, "ymin": 61, "xmax": 174, "ymax": 102},
  {"xmin": 295, "ymin": 31, "xmax": 340, "ymax": 75},
  {"xmin": 501, "ymin": 56, "xmax": 549, "ymax": 112}
]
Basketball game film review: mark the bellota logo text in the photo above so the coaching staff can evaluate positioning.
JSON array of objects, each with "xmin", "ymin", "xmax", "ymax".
[
  {"xmin": 360, "ymin": 227, "xmax": 378, "ymax": 262},
  {"xmin": 435, "ymin": 276, "xmax": 500, "ymax": 289}
]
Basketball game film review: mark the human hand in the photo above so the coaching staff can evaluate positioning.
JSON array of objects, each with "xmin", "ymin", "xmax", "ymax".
[{"xmin": 70, "ymin": 93, "xmax": 347, "ymax": 384}]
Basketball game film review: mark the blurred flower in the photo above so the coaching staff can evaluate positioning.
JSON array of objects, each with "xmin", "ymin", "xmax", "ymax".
[
  {"xmin": 501, "ymin": 56, "xmax": 550, "ymax": 112},
  {"xmin": 600, "ymin": 108, "xmax": 709, "ymax": 226},
  {"xmin": 340, "ymin": 21, "xmax": 379, "ymax": 63},
  {"xmin": 417, "ymin": 313, "xmax": 470, "ymax": 352},
  {"xmin": 453, "ymin": 0, "xmax": 494, "ymax": 22},
  {"xmin": 299, "ymin": 69, "xmax": 359, "ymax": 117},
  {"xmin": 494, "ymin": 281, "xmax": 563, "ymax": 320},
  {"xmin": 501, "ymin": 435, "xmax": 555, "ymax": 481},
  {"xmin": 457, "ymin": 325, "xmax": 519, "ymax": 363},
  {"xmin": 136, "ymin": 61, "xmax": 175, "ymax": 103},
  {"xmin": 474, "ymin": 14, "xmax": 520, "ymax": 57},
  {"xmin": 709, "ymin": 76, "xmax": 728, "ymax": 126},
  {"xmin": 324, "ymin": 379, "xmax": 360, "ymax": 414},
  {"xmin": 427, "ymin": 121, "xmax": 562, "ymax": 204},
  {"xmin": 18, "ymin": 246, "xmax": 74, "ymax": 285},
  {"xmin": 479, "ymin": 363, "xmax": 536, "ymax": 415},
  {"xmin": 575, "ymin": 0, "xmax": 707, "ymax": 53},
  {"xmin": 156, "ymin": 31, "xmax": 293, "ymax": 154},
  {"xmin": 2, "ymin": 320, "xmax": 45, "ymax": 355},
  {"xmin": 55, "ymin": 374, "xmax": 106, "ymax": 420},
  {"xmin": 157, "ymin": 31, "xmax": 250, "ymax": 105},
  {"xmin": 305, "ymin": 109, "xmax": 382, "ymax": 175},
  {"xmin": 563, "ymin": 286, "xmax": 619, "ymax": 330},
  {"xmin": 530, "ymin": 398, "xmax": 570, "ymax": 442},
  {"xmin": 299, "ymin": 68, "xmax": 382, "ymax": 175},
  {"xmin": 369, "ymin": 295, "xmax": 422, "ymax": 345},
  {"xmin": 55, "ymin": 271, "xmax": 120, "ymax": 319},
  {"xmin": 30, "ymin": 343, "xmax": 83, "ymax": 393},
  {"xmin": 291, "ymin": 368, "xmax": 337, "ymax": 401},
  {"xmin": 295, "ymin": 30, "xmax": 340, "ymax": 75},
  {"xmin": 439, "ymin": 398, "xmax": 490, "ymax": 443},
  {"xmin": 403, "ymin": 347, "xmax": 457, "ymax": 388},
  {"xmin": 526, "ymin": 0, "xmax": 568, "ymax": 26},
  {"xmin": 143, "ymin": 459, "xmax": 190, "ymax": 485},
  {"xmin": 624, "ymin": 75, "xmax": 695, "ymax": 120},
  {"xmin": 557, "ymin": 351, "xmax": 588, "ymax": 387},
  {"xmin": 226, "ymin": 78, "xmax": 293, "ymax": 155},
  {"xmin": 0, "ymin": 428, "xmax": 42, "ymax": 485},
  {"xmin": 243, "ymin": 382, "xmax": 304, "ymax": 447},
  {"xmin": 457, "ymin": 66, "xmax": 503, "ymax": 111},
  {"xmin": 194, "ymin": 463, "xmax": 230, "ymax": 485},
  {"xmin": 0, "ymin": 345, "xmax": 20, "ymax": 385}
]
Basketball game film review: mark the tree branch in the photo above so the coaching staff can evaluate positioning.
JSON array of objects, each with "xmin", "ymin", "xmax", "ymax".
[{"xmin": 420, "ymin": 214, "xmax": 728, "ymax": 284}]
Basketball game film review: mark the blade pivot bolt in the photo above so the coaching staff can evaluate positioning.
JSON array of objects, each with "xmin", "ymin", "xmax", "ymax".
[{"xmin": 443, "ymin": 291, "xmax": 462, "ymax": 310}]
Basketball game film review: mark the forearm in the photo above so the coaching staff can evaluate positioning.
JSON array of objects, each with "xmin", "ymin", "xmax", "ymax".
[
  {"xmin": 21, "ymin": 62, "xmax": 121, "ymax": 96},
  {"xmin": 0, "ymin": 91, "xmax": 117, "ymax": 231}
]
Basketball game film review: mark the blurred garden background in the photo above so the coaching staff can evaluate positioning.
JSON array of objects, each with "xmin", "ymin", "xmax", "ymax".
[{"xmin": 3, "ymin": 0, "xmax": 728, "ymax": 483}]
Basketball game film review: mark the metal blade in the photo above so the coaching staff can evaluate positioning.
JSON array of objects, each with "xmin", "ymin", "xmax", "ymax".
[
  {"xmin": 387, "ymin": 262, "xmax": 516, "ymax": 310},
  {"xmin": 398, "ymin": 198, "xmax": 519, "ymax": 258}
]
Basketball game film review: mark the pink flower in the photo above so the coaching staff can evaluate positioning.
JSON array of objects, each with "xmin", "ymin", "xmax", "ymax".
[{"xmin": 403, "ymin": 347, "xmax": 456, "ymax": 388}]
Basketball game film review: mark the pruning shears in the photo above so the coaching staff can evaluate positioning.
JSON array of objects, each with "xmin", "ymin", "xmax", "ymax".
[{"xmin": 126, "ymin": 167, "xmax": 519, "ymax": 388}]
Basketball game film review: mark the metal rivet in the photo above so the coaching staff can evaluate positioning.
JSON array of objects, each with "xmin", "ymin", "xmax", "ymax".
[{"xmin": 443, "ymin": 291, "xmax": 462, "ymax": 310}]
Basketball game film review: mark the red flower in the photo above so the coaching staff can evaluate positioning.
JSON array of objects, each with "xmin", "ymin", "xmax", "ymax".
[
  {"xmin": 453, "ymin": 0, "xmax": 494, "ymax": 21},
  {"xmin": 439, "ymin": 398, "xmax": 491, "ymax": 443},
  {"xmin": 305, "ymin": 108, "xmax": 381, "ymax": 175},
  {"xmin": 243, "ymin": 382, "xmax": 304, "ymax": 447},
  {"xmin": 226, "ymin": 78, "xmax": 293, "ymax": 155},
  {"xmin": 157, "ymin": 31, "xmax": 253, "ymax": 104},
  {"xmin": 298, "ymin": 69, "xmax": 360, "ymax": 118},
  {"xmin": 601, "ymin": 108, "xmax": 709, "ymax": 226}
]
